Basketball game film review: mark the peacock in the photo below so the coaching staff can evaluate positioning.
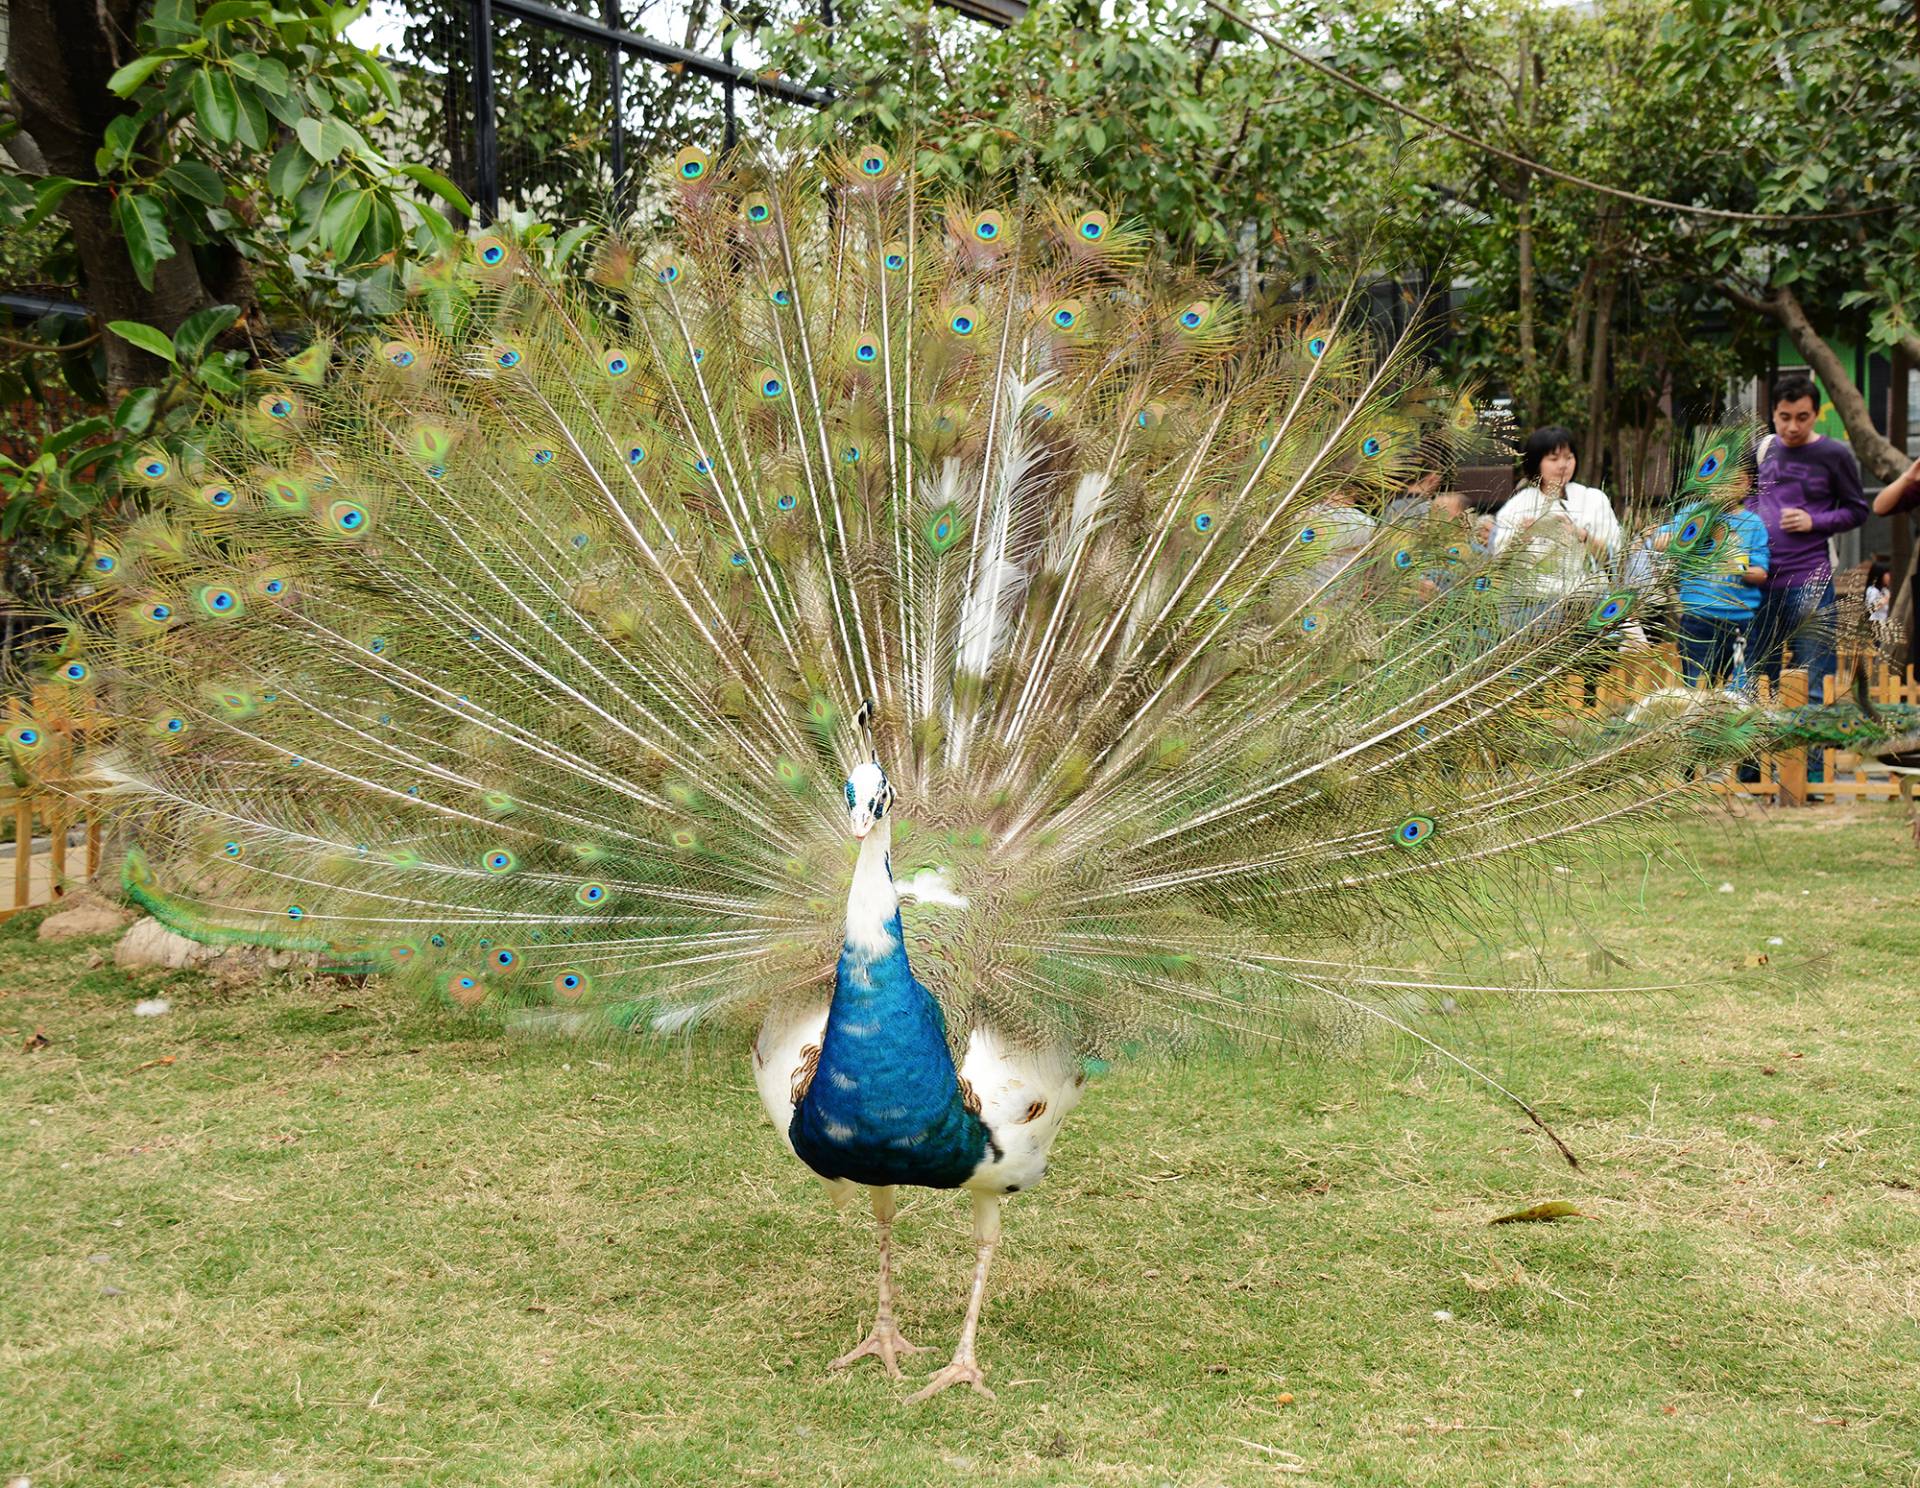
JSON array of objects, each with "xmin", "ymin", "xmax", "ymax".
[{"xmin": 5, "ymin": 142, "xmax": 1853, "ymax": 1400}]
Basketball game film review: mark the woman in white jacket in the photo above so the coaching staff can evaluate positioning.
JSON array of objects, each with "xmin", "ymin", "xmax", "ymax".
[{"xmin": 1492, "ymin": 426, "xmax": 1622, "ymax": 598}]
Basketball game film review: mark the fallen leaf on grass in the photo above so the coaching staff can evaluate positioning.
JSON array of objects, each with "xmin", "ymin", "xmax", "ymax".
[
  {"xmin": 21, "ymin": 1030, "xmax": 50, "ymax": 1051},
  {"xmin": 129, "ymin": 1056, "xmax": 175, "ymax": 1074},
  {"xmin": 1489, "ymin": 1200, "xmax": 1587, "ymax": 1225}
]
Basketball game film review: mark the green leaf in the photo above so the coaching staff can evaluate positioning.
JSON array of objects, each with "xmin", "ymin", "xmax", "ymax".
[
  {"xmin": 320, "ymin": 186, "xmax": 372, "ymax": 259},
  {"xmin": 151, "ymin": 0, "xmax": 199, "ymax": 40},
  {"xmin": 159, "ymin": 158, "xmax": 225, "ymax": 206},
  {"xmin": 59, "ymin": 342, "xmax": 105, "ymax": 404},
  {"xmin": 106, "ymin": 54, "xmax": 170, "ymax": 97},
  {"xmin": 196, "ymin": 356, "xmax": 244, "ymax": 395},
  {"xmin": 396, "ymin": 162, "xmax": 472, "ymax": 216},
  {"xmin": 41, "ymin": 417, "xmax": 112, "ymax": 458},
  {"xmin": 360, "ymin": 196, "xmax": 402, "ymax": 260},
  {"xmin": 553, "ymin": 223, "xmax": 598, "ymax": 270},
  {"xmin": 260, "ymin": 86, "xmax": 304, "ymax": 128},
  {"xmin": 360, "ymin": 54, "xmax": 402, "ymax": 108},
  {"xmin": 409, "ymin": 197, "xmax": 455, "ymax": 249},
  {"xmin": 296, "ymin": 115, "xmax": 347, "ymax": 165},
  {"xmin": 106, "ymin": 320, "xmax": 178, "ymax": 364},
  {"xmin": 97, "ymin": 115, "xmax": 141, "ymax": 173},
  {"xmin": 190, "ymin": 67, "xmax": 241, "ymax": 144},
  {"xmin": 266, "ymin": 140, "xmax": 311, "ymax": 200},
  {"xmin": 172, "ymin": 304, "xmax": 239, "ymax": 364},
  {"xmin": 228, "ymin": 52, "xmax": 290, "ymax": 96},
  {"xmin": 232, "ymin": 81, "xmax": 270, "ymax": 150},
  {"xmin": 199, "ymin": 0, "xmax": 268, "ymax": 25},
  {"xmin": 113, "ymin": 386, "xmax": 163, "ymax": 435},
  {"xmin": 22, "ymin": 176, "xmax": 83, "ymax": 230},
  {"xmin": 113, "ymin": 193, "xmax": 176, "ymax": 290}
]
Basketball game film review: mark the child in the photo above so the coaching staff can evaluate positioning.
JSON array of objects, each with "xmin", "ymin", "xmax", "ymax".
[
  {"xmin": 1655, "ymin": 501, "xmax": 1771, "ymax": 689},
  {"xmin": 1866, "ymin": 564, "xmax": 1892, "ymax": 626}
]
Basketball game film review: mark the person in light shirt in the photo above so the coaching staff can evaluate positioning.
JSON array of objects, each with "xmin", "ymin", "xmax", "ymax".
[{"xmin": 1492, "ymin": 426, "xmax": 1623, "ymax": 600}]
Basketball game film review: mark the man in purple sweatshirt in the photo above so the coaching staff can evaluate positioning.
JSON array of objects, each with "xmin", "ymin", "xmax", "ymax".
[{"xmin": 1746, "ymin": 371, "xmax": 1867, "ymax": 701}]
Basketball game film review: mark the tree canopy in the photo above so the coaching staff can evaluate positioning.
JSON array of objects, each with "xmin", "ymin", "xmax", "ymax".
[{"xmin": 3, "ymin": 0, "xmax": 1914, "ymax": 604}]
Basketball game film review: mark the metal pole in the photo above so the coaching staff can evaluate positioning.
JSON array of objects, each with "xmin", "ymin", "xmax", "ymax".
[
  {"xmin": 821, "ymin": 0, "xmax": 834, "ymax": 102},
  {"xmin": 600, "ymin": 0, "xmax": 625, "ymax": 209},
  {"xmin": 723, "ymin": 28, "xmax": 737, "ymax": 151},
  {"xmin": 471, "ymin": 0, "xmax": 500, "ymax": 222}
]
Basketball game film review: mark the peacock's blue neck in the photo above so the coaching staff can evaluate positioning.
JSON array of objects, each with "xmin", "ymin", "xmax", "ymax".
[{"xmin": 789, "ymin": 819, "xmax": 990, "ymax": 1189}]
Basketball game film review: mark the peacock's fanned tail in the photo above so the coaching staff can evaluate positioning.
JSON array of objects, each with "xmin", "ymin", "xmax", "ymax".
[{"xmin": 9, "ymin": 143, "xmax": 1777, "ymax": 1082}]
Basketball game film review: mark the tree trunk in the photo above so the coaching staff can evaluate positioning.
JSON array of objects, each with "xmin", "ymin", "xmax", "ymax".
[
  {"xmin": 1514, "ymin": 29, "xmax": 1536, "ymax": 421},
  {"xmin": 8, "ymin": 0, "xmax": 217, "ymax": 393},
  {"xmin": 1564, "ymin": 253, "xmax": 1601, "ymax": 392},
  {"xmin": 1725, "ymin": 283, "xmax": 1909, "ymax": 483},
  {"xmin": 1889, "ymin": 344, "xmax": 1916, "ymax": 677},
  {"xmin": 1584, "ymin": 266, "xmax": 1617, "ymax": 482}
]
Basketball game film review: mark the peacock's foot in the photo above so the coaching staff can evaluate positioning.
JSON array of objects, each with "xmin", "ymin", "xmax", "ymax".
[
  {"xmin": 905, "ymin": 1355, "xmax": 995, "ymax": 1404},
  {"xmin": 829, "ymin": 1318, "xmax": 926, "ymax": 1380}
]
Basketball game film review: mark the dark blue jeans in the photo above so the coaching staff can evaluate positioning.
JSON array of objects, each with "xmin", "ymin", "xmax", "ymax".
[
  {"xmin": 1676, "ymin": 612, "xmax": 1749, "ymax": 689},
  {"xmin": 1748, "ymin": 578, "xmax": 1837, "ymax": 698},
  {"xmin": 1748, "ymin": 576, "xmax": 1837, "ymax": 782}
]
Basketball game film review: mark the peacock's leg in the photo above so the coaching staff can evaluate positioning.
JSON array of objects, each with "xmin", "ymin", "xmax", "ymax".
[
  {"xmin": 830, "ymin": 1185, "xmax": 925, "ymax": 1379},
  {"xmin": 906, "ymin": 1191, "xmax": 1001, "ymax": 1404}
]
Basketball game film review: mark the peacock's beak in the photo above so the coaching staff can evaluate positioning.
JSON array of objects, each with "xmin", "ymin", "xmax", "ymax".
[{"xmin": 849, "ymin": 807, "xmax": 875, "ymax": 839}]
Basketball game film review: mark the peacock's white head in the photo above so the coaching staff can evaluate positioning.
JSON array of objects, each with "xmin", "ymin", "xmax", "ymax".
[{"xmin": 845, "ymin": 759, "xmax": 894, "ymax": 840}]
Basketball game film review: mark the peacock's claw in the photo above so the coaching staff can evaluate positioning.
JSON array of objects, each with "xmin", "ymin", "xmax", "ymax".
[
  {"xmin": 829, "ymin": 1320, "xmax": 925, "ymax": 1379},
  {"xmin": 905, "ymin": 1356, "xmax": 994, "ymax": 1404}
]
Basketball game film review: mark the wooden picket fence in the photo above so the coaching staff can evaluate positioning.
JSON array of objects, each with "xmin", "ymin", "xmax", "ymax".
[
  {"xmin": 0, "ymin": 780, "xmax": 105, "ymax": 921},
  {"xmin": 1562, "ymin": 644, "xmax": 1920, "ymax": 808}
]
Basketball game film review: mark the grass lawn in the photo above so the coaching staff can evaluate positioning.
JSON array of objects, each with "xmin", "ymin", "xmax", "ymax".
[{"xmin": 3, "ymin": 802, "xmax": 1918, "ymax": 1487}]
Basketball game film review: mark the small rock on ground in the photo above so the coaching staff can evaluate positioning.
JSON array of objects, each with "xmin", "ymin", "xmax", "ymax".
[
  {"xmin": 37, "ymin": 891, "xmax": 135, "ymax": 942},
  {"xmin": 114, "ymin": 916, "xmax": 318, "ymax": 982}
]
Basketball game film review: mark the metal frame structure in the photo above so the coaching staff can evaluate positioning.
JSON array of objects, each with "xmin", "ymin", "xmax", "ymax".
[{"xmin": 461, "ymin": 0, "xmax": 1021, "ymax": 221}]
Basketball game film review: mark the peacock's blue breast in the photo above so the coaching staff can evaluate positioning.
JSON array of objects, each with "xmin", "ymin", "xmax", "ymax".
[{"xmin": 790, "ymin": 912, "xmax": 991, "ymax": 1189}]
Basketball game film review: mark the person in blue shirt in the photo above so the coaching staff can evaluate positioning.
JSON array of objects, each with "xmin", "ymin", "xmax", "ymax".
[{"xmin": 1654, "ymin": 502, "xmax": 1770, "ymax": 689}]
